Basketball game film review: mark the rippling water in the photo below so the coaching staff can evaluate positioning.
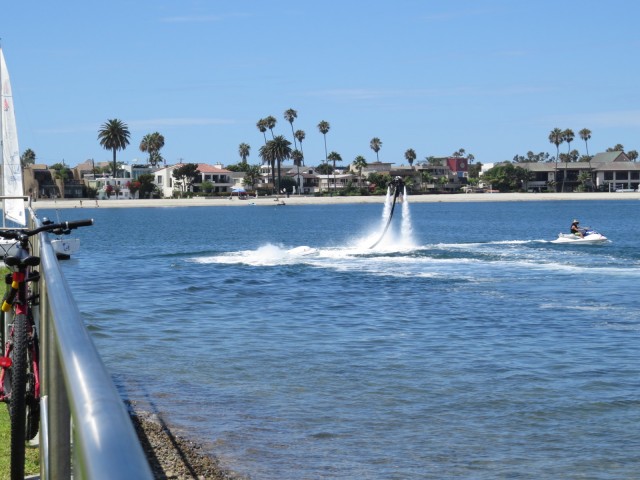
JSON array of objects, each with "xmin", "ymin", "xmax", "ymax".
[{"xmin": 42, "ymin": 199, "xmax": 640, "ymax": 479}]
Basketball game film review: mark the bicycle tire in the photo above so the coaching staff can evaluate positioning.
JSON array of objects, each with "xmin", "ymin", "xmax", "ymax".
[
  {"xmin": 25, "ymin": 326, "xmax": 40, "ymax": 441},
  {"xmin": 9, "ymin": 313, "xmax": 28, "ymax": 480}
]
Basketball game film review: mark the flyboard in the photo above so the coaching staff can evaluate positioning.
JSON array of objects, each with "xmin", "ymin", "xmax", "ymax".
[{"xmin": 369, "ymin": 176, "xmax": 405, "ymax": 249}]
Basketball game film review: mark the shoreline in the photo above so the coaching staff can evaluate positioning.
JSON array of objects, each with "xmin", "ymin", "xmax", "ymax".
[{"xmin": 29, "ymin": 191, "xmax": 640, "ymax": 210}]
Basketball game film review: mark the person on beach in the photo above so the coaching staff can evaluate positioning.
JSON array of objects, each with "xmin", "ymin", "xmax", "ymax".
[{"xmin": 571, "ymin": 219, "xmax": 583, "ymax": 238}]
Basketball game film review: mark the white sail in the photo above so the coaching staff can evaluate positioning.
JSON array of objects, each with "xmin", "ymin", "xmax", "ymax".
[{"xmin": 1, "ymin": 48, "xmax": 25, "ymax": 226}]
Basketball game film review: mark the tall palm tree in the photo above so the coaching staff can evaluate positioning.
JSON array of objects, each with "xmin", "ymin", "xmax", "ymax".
[
  {"xmin": 317, "ymin": 120, "xmax": 330, "ymax": 193},
  {"xmin": 261, "ymin": 135, "xmax": 292, "ymax": 194},
  {"xmin": 579, "ymin": 128, "xmax": 593, "ymax": 189},
  {"xmin": 256, "ymin": 119, "xmax": 268, "ymax": 143},
  {"xmin": 265, "ymin": 115, "xmax": 277, "ymax": 139},
  {"xmin": 327, "ymin": 151, "xmax": 342, "ymax": 195},
  {"xmin": 295, "ymin": 129, "xmax": 306, "ymax": 165},
  {"xmin": 561, "ymin": 128, "xmax": 575, "ymax": 192},
  {"xmin": 353, "ymin": 155, "xmax": 368, "ymax": 188},
  {"xmin": 98, "ymin": 119, "xmax": 130, "ymax": 179},
  {"xmin": 370, "ymin": 137, "xmax": 382, "ymax": 161},
  {"xmin": 259, "ymin": 142, "xmax": 275, "ymax": 194},
  {"xmin": 238, "ymin": 143, "xmax": 251, "ymax": 165},
  {"xmin": 284, "ymin": 109, "xmax": 298, "ymax": 149},
  {"xmin": 548, "ymin": 128, "xmax": 564, "ymax": 192},
  {"xmin": 292, "ymin": 149, "xmax": 303, "ymax": 194},
  {"xmin": 139, "ymin": 132, "xmax": 165, "ymax": 167},
  {"xmin": 404, "ymin": 148, "xmax": 416, "ymax": 168}
]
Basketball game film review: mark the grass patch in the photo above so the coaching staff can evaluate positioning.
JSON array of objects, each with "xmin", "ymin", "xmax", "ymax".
[
  {"xmin": 0, "ymin": 265, "xmax": 40, "ymax": 478},
  {"xmin": 0, "ymin": 408, "xmax": 40, "ymax": 479}
]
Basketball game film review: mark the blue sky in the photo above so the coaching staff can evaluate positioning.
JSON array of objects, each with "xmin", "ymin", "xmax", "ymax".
[{"xmin": 2, "ymin": 1, "xmax": 639, "ymax": 168}]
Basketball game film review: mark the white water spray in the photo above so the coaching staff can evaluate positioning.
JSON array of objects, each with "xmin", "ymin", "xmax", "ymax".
[{"xmin": 401, "ymin": 186, "xmax": 413, "ymax": 240}]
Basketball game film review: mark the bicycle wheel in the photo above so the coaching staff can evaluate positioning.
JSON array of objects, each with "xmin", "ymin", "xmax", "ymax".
[
  {"xmin": 25, "ymin": 325, "xmax": 40, "ymax": 441},
  {"xmin": 9, "ymin": 313, "xmax": 27, "ymax": 480}
]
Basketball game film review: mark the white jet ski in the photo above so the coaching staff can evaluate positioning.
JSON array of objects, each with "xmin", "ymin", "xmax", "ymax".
[{"xmin": 551, "ymin": 228, "xmax": 609, "ymax": 244}]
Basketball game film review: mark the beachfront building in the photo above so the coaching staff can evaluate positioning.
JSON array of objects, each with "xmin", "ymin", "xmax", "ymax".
[
  {"xmin": 485, "ymin": 151, "xmax": 638, "ymax": 192},
  {"xmin": 153, "ymin": 163, "xmax": 234, "ymax": 198}
]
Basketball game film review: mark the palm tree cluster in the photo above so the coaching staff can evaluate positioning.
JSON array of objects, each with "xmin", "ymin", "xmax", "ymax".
[
  {"xmin": 98, "ymin": 119, "xmax": 168, "ymax": 177},
  {"xmin": 548, "ymin": 127, "xmax": 591, "ymax": 192}
]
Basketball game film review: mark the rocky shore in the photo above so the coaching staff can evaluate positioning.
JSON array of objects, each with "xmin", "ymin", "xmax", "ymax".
[{"xmin": 128, "ymin": 402, "xmax": 246, "ymax": 480}]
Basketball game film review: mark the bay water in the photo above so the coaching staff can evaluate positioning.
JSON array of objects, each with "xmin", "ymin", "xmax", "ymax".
[{"xmin": 43, "ymin": 199, "xmax": 640, "ymax": 479}]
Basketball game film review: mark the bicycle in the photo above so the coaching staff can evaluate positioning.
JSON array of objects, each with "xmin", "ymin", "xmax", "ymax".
[{"xmin": 0, "ymin": 217, "xmax": 93, "ymax": 480}]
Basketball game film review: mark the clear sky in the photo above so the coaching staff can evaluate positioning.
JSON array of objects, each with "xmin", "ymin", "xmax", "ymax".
[{"xmin": 2, "ymin": 0, "xmax": 639, "ymax": 168}]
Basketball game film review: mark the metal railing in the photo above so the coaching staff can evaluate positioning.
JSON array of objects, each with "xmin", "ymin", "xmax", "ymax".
[{"xmin": 29, "ymin": 208, "xmax": 153, "ymax": 479}]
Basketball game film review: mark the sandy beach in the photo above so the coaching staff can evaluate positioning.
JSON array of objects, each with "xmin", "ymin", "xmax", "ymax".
[{"xmin": 29, "ymin": 191, "xmax": 640, "ymax": 210}]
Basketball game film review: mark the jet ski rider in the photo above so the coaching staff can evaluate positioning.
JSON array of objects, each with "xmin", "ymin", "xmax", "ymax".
[{"xmin": 571, "ymin": 219, "xmax": 584, "ymax": 238}]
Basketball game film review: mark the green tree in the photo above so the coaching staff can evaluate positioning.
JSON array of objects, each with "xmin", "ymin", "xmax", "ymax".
[
  {"xmin": 316, "ymin": 162, "xmax": 333, "ymax": 175},
  {"xmin": 265, "ymin": 115, "xmax": 277, "ymax": 138},
  {"xmin": 256, "ymin": 119, "xmax": 268, "ymax": 143},
  {"xmin": 367, "ymin": 172, "xmax": 391, "ymax": 194},
  {"xmin": 627, "ymin": 150, "xmax": 639, "ymax": 162},
  {"xmin": 370, "ymin": 137, "xmax": 382, "ymax": 161},
  {"xmin": 172, "ymin": 163, "xmax": 200, "ymax": 196},
  {"xmin": 561, "ymin": 129, "xmax": 575, "ymax": 192},
  {"xmin": 295, "ymin": 129, "xmax": 306, "ymax": 163},
  {"xmin": 137, "ymin": 173, "xmax": 158, "ymax": 199},
  {"xmin": 260, "ymin": 135, "xmax": 292, "ymax": 194},
  {"xmin": 238, "ymin": 143, "xmax": 251, "ymax": 166},
  {"xmin": 327, "ymin": 151, "xmax": 342, "ymax": 195},
  {"xmin": 20, "ymin": 148, "xmax": 36, "ymax": 168},
  {"xmin": 98, "ymin": 119, "xmax": 130, "ymax": 179},
  {"xmin": 292, "ymin": 149, "xmax": 303, "ymax": 194},
  {"xmin": 139, "ymin": 132, "xmax": 165, "ymax": 167},
  {"xmin": 579, "ymin": 128, "xmax": 593, "ymax": 187},
  {"xmin": 51, "ymin": 163, "xmax": 72, "ymax": 198},
  {"xmin": 606, "ymin": 144, "xmax": 624, "ymax": 152},
  {"xmin": 243, "ymin": 164, "xmax": 262, "ymax": 192},
  {"xmin": 317, "ymin": 120, "xmax": 330, "ymax": 192},
  {"xmin": 548, "ymin": 128, "xmax": 564, "ymax": 192},
  {"xmin": 482, "ymin": 163, "xmax": 530, "ymax": 192},
  {"xmin": 404, "ymin": 148, "xmax": 416, "ymax": 167},
  {"xmin": 284, "ymin": 108, "xmax": 298, "ymax": 149},
  {"xmin": 279, "ymin": 176, "xmax": 297, "ymax": 195},
  {"xmin": 352, "ymin": 155, "xmax": 368, "ymax": 188}
]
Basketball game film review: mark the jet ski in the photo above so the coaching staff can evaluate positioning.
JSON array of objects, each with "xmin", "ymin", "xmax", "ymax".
[{"xmin": 551, "ymin": 228, "xmax": 609, "ymax": 244}]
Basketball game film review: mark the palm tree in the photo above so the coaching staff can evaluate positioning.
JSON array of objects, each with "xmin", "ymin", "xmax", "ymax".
[
  {"xmin": 259, "ymin": 142, "xmax": 275, "ymax": 194},
  {"xmin": 98, "ymin": 119, "xmax": 130, "ymax": 179},
  {"xmin": 295, "ymin": 129, "xmax": 306, "ymax": 164},
  {"xmin": 548, "ymin": 128, "xmax": 564, "ymax": 192},
  {"xmin": 561, "ymin": 129, "xmax": 575, "ymax": 192},
  {"xmin": 353, "ymin": 155, "xmax": 368, "ymax": 188},
  {"xmin": 579, "ymin": 128, "xmax": 593, "ymax": 189},
  {"xmin": 317, "ymin": 120, "xmax": 330, "ymax": 193},
  {"xmin": 627, "ymin": 150, "xmax": 639, "ymax": 162},
  {"xmin": 370, "ymin": 137, "xmax": 382, "ymax": 161},
  {"xmin": 265, "ymin": 115, "xmax": 277, "ymax": 138},
  {"xmin": 404, "ymin": 148, "xmax": 416, "ymax": 168},
  {"xmin": 327, "ymin": 151, "xmax": 342, "ymax": 195},
  {"xmin": 261, "ymin": 135, "xmax": 292, "ymax": 195},
  {"xmin": 292, "ymin": 149, "xmax": 303, "ymax": 194},
  {"xmin": 20, "ymin": 148, "xmax": 36, "ymax": 168},
  {"xmin": 284, "ymin": 109, "xmax": 298, "ymax": 149},
  {"xmin": 139, "ymin": 132, "xmax": 165, "ymax": 167},
  {"xmin": 238, "ymin": 143, "xmax": 251, "ymax": 166},
  {"xmin": 256, "ymin": 119, "xmax": 268, "ymax": 143}
]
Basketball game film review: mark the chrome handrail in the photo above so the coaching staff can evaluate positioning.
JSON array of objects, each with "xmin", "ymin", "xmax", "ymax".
[{"xmin": 30, "ymin": 209, "xmax": 152, "ymax": 479}]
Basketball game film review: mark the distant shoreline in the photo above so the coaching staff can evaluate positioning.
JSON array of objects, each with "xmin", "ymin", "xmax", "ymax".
[{"xmin": 30, "ymin": 191, "xmax": 640, "ymax": 210}]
